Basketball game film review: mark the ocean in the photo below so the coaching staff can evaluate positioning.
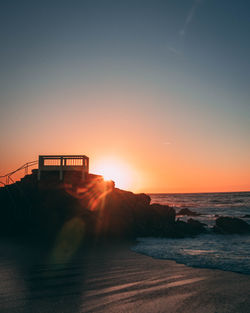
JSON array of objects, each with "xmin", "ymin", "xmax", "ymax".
[{"xmin": 132, "ymin": 192, "xmax": 250, "ymax": 274}]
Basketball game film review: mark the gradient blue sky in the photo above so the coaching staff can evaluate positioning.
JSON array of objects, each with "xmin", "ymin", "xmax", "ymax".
[{"xmin": 0, "ymin": 0, "xmax": 249, "ymax": 192}]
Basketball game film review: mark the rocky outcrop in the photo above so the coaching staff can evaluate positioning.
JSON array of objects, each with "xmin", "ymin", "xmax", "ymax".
[
  {"xmin": 92, "ymin": 189, "xmax": 176, "ymax": 238},
  {"xmin": 174, "ymin": 220, "xmax": 206, "ymax": 237},
  {"xmin": 0, "ymin": 174, "xmax": 207, "ymax": 241},
  {"xmin": 187, "ymin": 218, "xmax": 207, "ymax": 228},
  {"xmin": 213, "ymin": 217, "xmax": 250, "ymax": 234},
  {"xmin": 177, "ymin": 208, "xmax": 200, "ymax": 216}
]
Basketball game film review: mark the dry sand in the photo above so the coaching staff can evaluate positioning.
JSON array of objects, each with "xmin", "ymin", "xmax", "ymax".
[{"xmin": 0, "ymin": 241, "xmax": 250, "ymax": 313}]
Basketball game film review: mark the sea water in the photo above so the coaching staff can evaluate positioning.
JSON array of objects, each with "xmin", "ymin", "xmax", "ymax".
[{"xmin": 132, "ymin": 192, "xmax": 250, "ymax": 274}]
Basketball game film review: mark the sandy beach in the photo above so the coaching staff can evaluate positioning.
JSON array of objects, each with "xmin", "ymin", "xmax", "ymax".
[{"xmin": 0, "ymin": 241, "xmax": 250, "ymax": 313}]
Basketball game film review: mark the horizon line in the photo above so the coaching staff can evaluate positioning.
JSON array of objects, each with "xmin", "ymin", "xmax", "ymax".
[{"xmin": 147, "ymin": 190, "xmax": 250, "ymax": 195}]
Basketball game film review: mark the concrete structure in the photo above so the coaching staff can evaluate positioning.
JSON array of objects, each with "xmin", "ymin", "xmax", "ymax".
[{"xmin": 38, "ymin": 155, "xmax": 89, "ymax": 181}]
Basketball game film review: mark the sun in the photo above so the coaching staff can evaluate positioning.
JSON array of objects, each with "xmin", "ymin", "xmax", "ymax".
[{"xmin": 92, "ymin": 158, "xmax": 133, "ymax": 190}]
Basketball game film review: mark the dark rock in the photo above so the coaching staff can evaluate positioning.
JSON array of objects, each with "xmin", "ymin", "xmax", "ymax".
[
  {"xmin": 149, "ymin": 204, "xmax": 176, "ymax": 222},
  {"xmin": 187, "ymin": 218, "xmax": 207, "ymax": 227},
  {"xmin": 0, "ymin": 171, "xmax": 212, "ymax": 241},
  {"xmin": 214, "ymin": 217, "xmax": 250, "ymax": 234},
  {"xmin": 173, "ymin": 220, "xmax": 206, "ymax": 237},
  {"xmin": 187, "ymin": 218, "xmax": 207, "ymax": 233},
  {"xmin": 136, "ymin": 193, "xmax": 151, "ymax": 206},
  {"xmin": 242, "ymin": 214, "xmax": 250, "ymax": 218},
  {"xmin": 177, "ymin": 208, "xmax": 200, "ymax": 216}
]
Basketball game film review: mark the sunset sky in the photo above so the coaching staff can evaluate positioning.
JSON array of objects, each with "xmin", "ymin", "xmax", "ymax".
[{"xmin": 0, "ymin": 0, "xmax": 249, "ymax": 193}]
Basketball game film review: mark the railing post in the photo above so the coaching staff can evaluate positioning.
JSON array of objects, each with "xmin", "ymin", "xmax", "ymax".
[
  {"xmin": 38, "ymin": 156, "xmax": 43, "ymax": 181},
  {"xmin": 59, "ymin": 156, "xmax": 63, "ymax": 181},
  {"xmin": 25, "ymin": 163, "xmax": 28, "ymax": 175}
]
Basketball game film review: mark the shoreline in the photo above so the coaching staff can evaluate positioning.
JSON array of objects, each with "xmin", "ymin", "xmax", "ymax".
[
  {"xmin": 131, "ymin": 248, "xmax": 250, "ymax": 277},
  {"xmin": 132, "ymin": 233, "xmax": 250, "ymax": 276},
  {"xmin": 1, "ymin": 241, "xmax": 250, "ymax": 313},
  {"xmin": 80, "ymin": 245, "xmax": 250, "ymax": 313}
]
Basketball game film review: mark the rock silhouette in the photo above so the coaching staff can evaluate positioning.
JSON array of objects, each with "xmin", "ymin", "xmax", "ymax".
[
  {"xmin": 213, "ymin": 217, "xmax": 250, "ymax": 234},
  {"xmin": 0, "ymin": 172, "xmax": 207, "ymax": 241},
  {"xmin": 177, "ymin": 208, "xmax": 201, "ymax": 216}
]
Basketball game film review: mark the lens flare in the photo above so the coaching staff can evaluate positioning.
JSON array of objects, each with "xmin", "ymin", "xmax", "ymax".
[{"xmin": 50, "ymin": 217, "xmax": 85, "ymax": 264}]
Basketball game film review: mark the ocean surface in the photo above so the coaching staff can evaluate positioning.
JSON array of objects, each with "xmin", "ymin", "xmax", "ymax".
[{"xmin": 132, "ymin": 192, "xmax": 250, "ymax": 274}]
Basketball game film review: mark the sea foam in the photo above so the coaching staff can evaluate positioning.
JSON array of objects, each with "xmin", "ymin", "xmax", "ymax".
[{"xmin": 132, "ymin": 234, "xmax": 250, "ymax": 274}]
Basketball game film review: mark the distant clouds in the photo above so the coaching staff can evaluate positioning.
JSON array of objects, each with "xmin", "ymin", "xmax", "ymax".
[
  {"xmin": 168, "ymin": 0, "xmax": 203, "ymax": 57},
  {"xmin": 167, "ymin": 46, "xmax": 182, "ymax": 56},
  {"xmin": 163, "ymin": 142, "xmax": 172, "ymax": 145},
  {"xmin": 179, "ymin": 0, "xmax": 203, "ymax": 37}
]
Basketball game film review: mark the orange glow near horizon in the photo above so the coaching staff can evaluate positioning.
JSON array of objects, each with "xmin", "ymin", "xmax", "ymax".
[
  {"xmin": 0, "ymin": 88, "xmax": 249, "ymax": 194},
  {"xmin": 92, "ymin": 157, "xmax": 135, "ymax": 190},
  {"xmin": 0, "ymin": 151, "xmax": 250, "ymax": 193}
]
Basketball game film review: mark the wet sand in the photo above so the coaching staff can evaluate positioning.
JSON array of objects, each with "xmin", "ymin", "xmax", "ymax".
[{"xmin": 0, "ymin": 241, "xmax": 250, "ymax": 313}]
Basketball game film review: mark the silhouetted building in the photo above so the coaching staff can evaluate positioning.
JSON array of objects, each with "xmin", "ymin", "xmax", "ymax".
[{"xmin": 38, "ymin": 155, "xmax": 89, "ymax": 181}]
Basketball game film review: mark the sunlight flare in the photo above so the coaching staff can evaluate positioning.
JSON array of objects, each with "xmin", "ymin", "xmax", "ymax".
[{"xmin": 92, "ymin": 158, "xmax": 134, "ymax": 190}]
